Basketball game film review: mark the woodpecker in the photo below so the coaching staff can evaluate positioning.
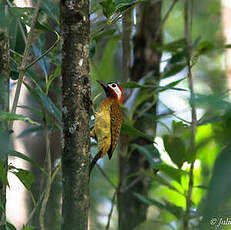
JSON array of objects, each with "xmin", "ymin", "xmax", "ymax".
[{"xmin": 90, "ymin": 80, "xmax": 123, "ymax": 175}]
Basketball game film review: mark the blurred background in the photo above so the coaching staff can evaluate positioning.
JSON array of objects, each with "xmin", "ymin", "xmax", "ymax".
[{"xmin": 1, "ymin": 0, "xmax": 231, "ymax": 229}]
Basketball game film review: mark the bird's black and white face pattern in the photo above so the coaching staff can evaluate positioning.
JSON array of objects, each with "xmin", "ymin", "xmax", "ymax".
[{"xmin": 108, "ymin": 83, "xmax": 123, "ymax": 104}]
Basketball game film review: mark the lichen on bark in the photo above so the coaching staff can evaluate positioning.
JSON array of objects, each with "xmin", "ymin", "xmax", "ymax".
[{"xmin": 60, "ymin": 0, "xmax": 90, "ymax": 229}]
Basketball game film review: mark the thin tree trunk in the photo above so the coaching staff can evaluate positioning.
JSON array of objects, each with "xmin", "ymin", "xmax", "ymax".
[
  {"xmin": 118, "ymin": 2, "xmax": 162, "ymax": 230},
  {"xmin": 222, "ymin": 0, "xmax": 231, "ymax": 97},
  {"xmin": 0, "ymin": 30, "xmax": 10, "ymax": 230},
  {"xmin": 60, "ymin": 0, "xmax": 90, "ymax": 229}
]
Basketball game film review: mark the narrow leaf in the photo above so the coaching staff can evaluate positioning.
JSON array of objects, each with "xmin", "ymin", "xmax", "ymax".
[
  {"xmin": 121, "ymin": 122, "xmax": 153, "ymax": 142},
  {"xmin": 157, "ymin": 163, "xmax": 187, "ymax": 184},
  {"xmin": 36, "ymin": 90, "xmax": 62, "ymax": 123},
  {"xmin": 8, "ymin": 150, "xmax": 45, "ymax": 174},
  {"xmin": 10, "ymin": 166, "xmax": 34, "ymax": 191},
  {"xmin": 121, "ymin": 81, "xmax": 157, "ymax": 89},
  {"xmin": 132, "ymin": 144, "xmax": 161, "ymax": 168},
  {"xmin": 0, "ymin": 112, "xmax": 39, "ymax": 125}
]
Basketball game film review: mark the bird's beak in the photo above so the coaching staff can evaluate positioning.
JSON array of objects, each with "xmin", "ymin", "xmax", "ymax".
[{"xmin": 96, "ymin": 80, "xmax": 110, "ymax": 97}]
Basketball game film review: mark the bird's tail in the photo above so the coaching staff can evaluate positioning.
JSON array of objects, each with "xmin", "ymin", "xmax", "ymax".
[{"xmin": 89, "ymin": 151, "xmax": 102, "ymax": 176}]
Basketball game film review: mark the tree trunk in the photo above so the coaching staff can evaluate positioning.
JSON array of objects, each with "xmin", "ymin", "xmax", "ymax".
[
  {"xmin": 221, "ymin": 0, "xmax": 231, "ymax": 97},
  {"xmin": 60, "ymin": 0, "xmax": 90, "ymax": 229},
  {"xmin": 118, "ymin": 2, "xmax": 162, "ymax": 230},
  {"xmin": 0, "ymin": 30, "xmax": 10, "ymax": 230}
]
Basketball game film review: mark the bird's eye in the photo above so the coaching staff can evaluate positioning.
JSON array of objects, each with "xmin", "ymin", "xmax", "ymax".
[{"xmin": 111, "ymin": 83, "xmax": 116, "ymax": 88}]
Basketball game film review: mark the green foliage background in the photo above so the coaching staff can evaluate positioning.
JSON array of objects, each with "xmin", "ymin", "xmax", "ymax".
[{"xmin": 0, "ymin": 0, "xmax": 231, "ymax": 229}]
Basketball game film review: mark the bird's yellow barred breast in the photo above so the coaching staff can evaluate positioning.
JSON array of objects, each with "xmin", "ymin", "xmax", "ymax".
[{"xmin": 94, "ymin": 98, "xmax": 122, "ymax": 158}]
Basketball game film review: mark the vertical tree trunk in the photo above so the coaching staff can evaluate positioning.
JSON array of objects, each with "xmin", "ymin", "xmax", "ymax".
[
  {"xmin": 118, "ymin": 2, "xmax": 162, "ymax": 230},
  {"xmin": 60, "ymin": 0, "xmax": 90, "ymax": 229},
  {"xmin": 122, "ymin": 10, "xmax": 132, "ymax": 82},
  {"xmin": 0, "ymin": 31, "xmax": 10, "ymax": 230}
]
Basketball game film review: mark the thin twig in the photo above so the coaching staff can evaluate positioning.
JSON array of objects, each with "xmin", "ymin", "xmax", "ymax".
[
  {"xmin": 25, "ymin": 31, "xmax": 60, "ymax": 71},
  {"xmin": 155, "ymin": 0, "xmax": 178, "ymax": 40},
  {"xmin": 25, "ymin": 159, "xmax": 60, "ymax": 226},
  {"xmin": 183, "ymin": 0, "xmax": 197, "ymax": 229},
  {"xmin": 96, "ymin": 163, "xmax": 117, "ymax": 189},
  {"xmin": 10, "ymin": 0, "xmax": 43, "ymax": 130},
  {"xmin": 39, "ymin": 126, "xmax": 52, "ymax": 230},
  {"xmin": 160, "ymin": 101, "xmax": 192, "ymax": 125},
  {"xmin": 26, "ymin": 191, "xmax": 45, "ymax": 226},
  {"xmin": 105, "ymin": 191, "xmax": 117, "ymax": 230},
  {"xmin": 119, "ymin": 176, "xmax": 142, "ymax": 193},
  {"xmin": 51, "ymin": 160, "xmax": 61, "ymax": 182}
]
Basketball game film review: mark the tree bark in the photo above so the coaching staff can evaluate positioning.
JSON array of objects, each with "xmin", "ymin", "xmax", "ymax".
[
  {"xmin": 0, "ymin": 30, "xmax": 10, "ymax": 230},
  {"xmin": 60, "ymin": 0, "xmax": 90, "ymax": 229},
  {"xmin": 118, "ymin": 2, "xmax": 162, "ymax": 230}
]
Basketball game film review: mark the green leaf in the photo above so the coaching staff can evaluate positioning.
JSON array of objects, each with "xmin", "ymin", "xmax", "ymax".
[
  {"xmin": 224, "ymin": 44, "xmax": 231, "ymax": 49},
  {"xmin": 22, "ymin": 225, "xmax": 34, "ymax": 230},
  {"xmin": 134, "ymin": 193, "xmax": 166, "ymax": 209},
  {"xmin": 37, "ymin": 90, "xmax": 62, "ymax": 123},
  {"xmin": 135, "ymin": 170, "xmax": 185, "ymax": 196},
  {"xmin": 163, "ymin": 199, "xmax": 184, "ymax": 218},
  {"xmin": 121, "ymin": 121, "xmax": 153, "ymax": 142},
  {"xmin": 197, "ymin": 41, "xmax": 215, "ymax": 54},
  {"xmin": 41, "ymin": 0, "xmax": 59, "ymax": 25},
  {"xmin": 100, "ymin": 0, "xmax": 116, "ymax": 19},
  {"xmin": 201, "ymin": 144, "xmax": 231, "ymax": 227},
  {"xmin": 17, "ymin": 105, "xmax": 43, "ymax": 118},
  {"xmin": 10, "ymin": 59, "xmax": 19, "ymax": 80},
  {"xmin": 162, "ymin": 50, "xmax": 187, "ymax": 78},
  {"xmin": 163, "ymin": 63, "xmax": 187, "ymax": 78},
  {"xmin": 90, "ymin": 39, "xmax": 96, "ymax": 58},
  {"xmin": 115, "ymin": 0, "xmax": 140, "ymax": 9},
  {"xmin": 163, "ymin": 135, "xmax": 187, "ymax": 168},
  {"xmin": 6, "ymin": 222, "xmax": 17, "ymax": 230},
  {"xmin": 46, "ymin": 66, "xmax": 60, "ymax": 94},
  {"xmin": 9, "ymin": 7, "xmax": 34, "ymax": 19},
  {"xmin": 8, "ymin": 9, "xmax": 26, "ymax": 54},
  {"xmin": 132, "ymin": 144, "xmax": 161, "ymax": 168},
  {"xmin": 9, "ymin": 166, "xmax": 34, "ymax": 191},
  {"xmin": 8, "ymin": 150, "xmax": 45, "ymax": 174},
  {"xmin": 156, "ymin": 38, "xmax": 186, "ymax": 52},
  {"xmin": 0, "ymin": 112, "xmax": 40, "ymax": 125},
  {"xmin": 121, "ymin": 81, "xmax": 157, "ymax": 89},
  {"xmin": 194, "ymin": 93, "xmax": 231, "ymax": 112},
  {"xmin": 157, "ymin": 163, "xmax": 187, "ymax": 184},
  {"xmin": 0, "ymin": 159, "xmax": 8, "ymax": 186},
  {"xmin": 134, "ymin": 193, "xmax": 183, "ymax": 218},
  {"xmin": 158, "ymin": 78, "xmax": 186, "ymax": 92}
]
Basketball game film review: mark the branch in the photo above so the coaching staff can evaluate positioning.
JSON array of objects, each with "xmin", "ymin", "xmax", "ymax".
[
  {"xmin": 183, "ymin": 0, "xmax": 197, "ymax": 229},
  {"xmin": 25, "ymin": 31, "xmax": 60, "ymax": 71},
  {"xmin": 155, "ymin": 0, "xmax": 178, "ymax": 40},
  {"xmin": 10, "ymin": 0, "xmax": 43, "ymax": 130},
  {"xmin": 95, "ymin": 163, "xmax": 117, "ymax": 189},
  {"xmin": 105, "ymin": 191, "xmax": 117, "ymax": 230},
  {"xmin": 25, "ymin": 159, "xmax": 60, "ymax": 226},
  {"xmin": 39, "ymin": 126, "xmax": 52, "ymax": 230}
]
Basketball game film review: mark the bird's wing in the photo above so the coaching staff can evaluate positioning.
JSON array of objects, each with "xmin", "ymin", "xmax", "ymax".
[{"xmin": 108, "ymin": 101, "xmax": 122, "ymax": 159}]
